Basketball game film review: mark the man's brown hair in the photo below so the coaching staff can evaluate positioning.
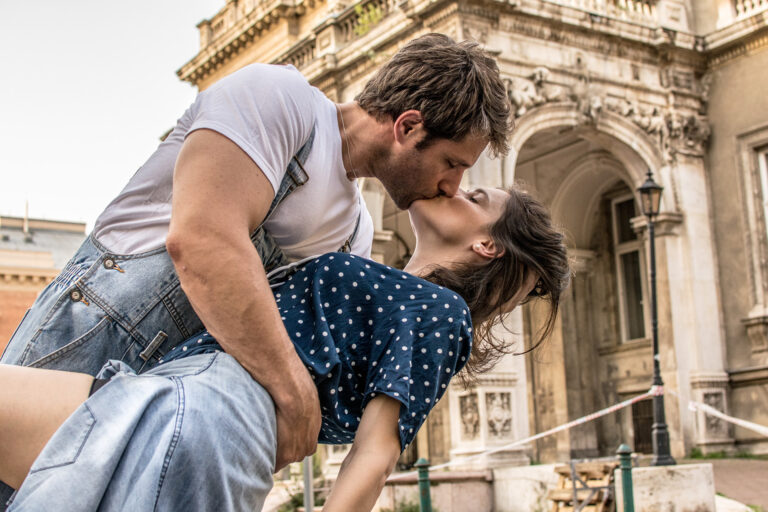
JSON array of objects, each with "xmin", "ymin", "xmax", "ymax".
[{"xmin": 356, "ymin": 33, "xmax": 513, "ymax": 157}]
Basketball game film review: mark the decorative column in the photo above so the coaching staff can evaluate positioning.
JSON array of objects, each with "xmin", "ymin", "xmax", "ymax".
[{"xmin": 671, "ymin": 149, "xmax": 732, "ymax": 456}]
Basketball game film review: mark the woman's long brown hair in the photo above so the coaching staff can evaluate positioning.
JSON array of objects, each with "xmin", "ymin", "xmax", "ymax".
[{"xmin": 421, "ymin": 186, "xmax": 571, "ymax": 382}]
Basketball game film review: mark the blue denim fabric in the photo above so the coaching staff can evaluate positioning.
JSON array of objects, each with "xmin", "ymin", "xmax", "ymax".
[
  {"xmin": 8, "ymin": 352, "xmax": 277, "ymax": 512},
  {"xmin": 0, "ymin": 127, "xmax": 314, "ymax": 508},
  {"xmin": 0, "ymin": 127, "xmax": 313, "ymax": 375}
]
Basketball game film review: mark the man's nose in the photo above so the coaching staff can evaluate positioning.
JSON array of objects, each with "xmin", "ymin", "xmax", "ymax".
[{"xmin": 437, "ymin": 170, "xmax": 463, "ymax": 198}]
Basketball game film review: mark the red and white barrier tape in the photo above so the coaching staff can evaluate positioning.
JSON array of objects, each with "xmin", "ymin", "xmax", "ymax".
[
  {"xmin": 388, "ymin": 383, "xmax": 768, "ymax": 481},
  {"xmin": 669, "ymin": 390, "xmax": 768, "ymax": 438},
  {"xmin": 412, "ymin": 387, "xmax": 658, "ymax": 474}
]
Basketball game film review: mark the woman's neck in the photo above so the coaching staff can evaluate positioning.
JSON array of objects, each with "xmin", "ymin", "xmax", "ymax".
[{"xmin": 403, "ymin": 244, "xmax": 465, "ymax": 278}]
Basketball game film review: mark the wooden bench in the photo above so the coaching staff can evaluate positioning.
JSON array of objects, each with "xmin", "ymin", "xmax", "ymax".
[{"xmin": 546, "ymin": 461, "xmax": 618, "ymax": 512}]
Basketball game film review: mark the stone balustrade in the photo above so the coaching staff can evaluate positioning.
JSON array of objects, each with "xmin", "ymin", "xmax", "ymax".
[
  {"xmin": 734, "ymin": 0, "xmax": 767, "ymax": 18},
  {"xmin": 545, "ymin": 0, "xmax": 658, "ymax": 25}
]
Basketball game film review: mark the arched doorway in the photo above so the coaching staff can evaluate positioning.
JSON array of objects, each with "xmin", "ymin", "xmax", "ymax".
[{"xmin": 511, "ymin": 108, "xmax": 666, "ymax": 461}]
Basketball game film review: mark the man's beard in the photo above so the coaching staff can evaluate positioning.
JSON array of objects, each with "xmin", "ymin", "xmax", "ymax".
[{"xmin": 372, "ymin": 148, "xmax": 425, "ymax": 210}]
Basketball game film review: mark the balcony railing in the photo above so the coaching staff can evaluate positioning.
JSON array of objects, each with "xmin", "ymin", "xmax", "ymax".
[
  {"xmin": 548, "ymin": 0, "xmax": 658, "ymax": 24},
  {"xmin": 339, "ymin": 0, "xmax": 397, "ymax": 43},
  {"xmin": 734, "ymin": 0, "xmax": 767, "ymax": 18},
  {"xmin": 281, "ymin": 38, "xmax": 317, "ymax": 69}
]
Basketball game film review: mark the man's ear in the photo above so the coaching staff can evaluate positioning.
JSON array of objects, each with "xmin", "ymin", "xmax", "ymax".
[
  {"xmin": 393, "ymin": 110, "xmax": 425, "ymax": 144},
  {"xmin": 471, "ymin": 239, "xmax": 505, "ymax": 260}
]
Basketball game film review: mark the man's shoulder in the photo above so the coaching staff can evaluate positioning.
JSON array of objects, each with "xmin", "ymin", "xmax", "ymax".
[{"xmin": 221, "ymin": 63, "xmax": 313, "ymax": 92}]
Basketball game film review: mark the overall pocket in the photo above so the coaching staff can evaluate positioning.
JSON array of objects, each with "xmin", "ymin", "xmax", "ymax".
[{"xmin": 27, "ymin": 316, "xmax": 126, "ymax": 376}]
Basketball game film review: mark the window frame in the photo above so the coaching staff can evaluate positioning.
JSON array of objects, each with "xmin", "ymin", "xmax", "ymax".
[
  {"xmin": 611, "ymin": 193, "xmax": 650, "ymax": 343},
  {"xmin": 759, "ymin": 147, "xmax": 768, "ymax": 244},
  {"xmin": 737, "ymin": 125, "xmax": 768, "ymax": 318}
]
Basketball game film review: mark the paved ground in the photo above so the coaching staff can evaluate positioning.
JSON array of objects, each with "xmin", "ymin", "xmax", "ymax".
[{"xmin": 682, "ymin": 458, "xmax": 768, "ymax": 510}]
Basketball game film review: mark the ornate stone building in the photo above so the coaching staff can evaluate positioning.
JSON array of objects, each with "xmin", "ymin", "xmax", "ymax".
[
  {"xmin": 0, "ymin": 216, "xmax": 86, "ymax": 353},
  {"xmin": 176, "ymin": 0, "xmax": 768, "ymax": 469}
]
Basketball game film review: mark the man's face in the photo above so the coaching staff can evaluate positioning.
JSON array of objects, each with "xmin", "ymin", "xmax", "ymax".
[{"xmin": 372, "ymin": 133, "xmax": 488, "ymax": 210}]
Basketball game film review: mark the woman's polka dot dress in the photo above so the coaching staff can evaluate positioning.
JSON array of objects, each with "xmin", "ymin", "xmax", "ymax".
[{"xmin": 162, "ymin": 253, "xmax": 473, "ymax": 451}]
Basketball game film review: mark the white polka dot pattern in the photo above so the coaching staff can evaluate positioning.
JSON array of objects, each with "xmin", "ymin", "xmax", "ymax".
[{"xmin": 163, "ymin": 253, "xmax": 473, "ymax": 451}]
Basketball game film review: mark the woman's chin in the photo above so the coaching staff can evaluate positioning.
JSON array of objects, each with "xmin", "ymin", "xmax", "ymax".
[{"xmin": 407, "ymin": 204, "xmax": 429, "ymax": 235}]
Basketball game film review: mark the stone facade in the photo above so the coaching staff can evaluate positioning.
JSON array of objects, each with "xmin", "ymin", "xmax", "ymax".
[
  {"xmin": 0, "ymin": 216, "xmax": 86, "ymax": 353},
  {"xmin": 177, "ymin": 0, "xmax": 768, "ymax": 475}
]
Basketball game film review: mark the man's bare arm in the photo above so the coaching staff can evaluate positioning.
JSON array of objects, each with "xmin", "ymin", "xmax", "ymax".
[{"xmin": 168, "ymin": 128, "xmax": 321, "ymax": 470}]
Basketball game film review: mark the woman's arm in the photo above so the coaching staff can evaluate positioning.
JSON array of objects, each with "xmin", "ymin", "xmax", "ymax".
[
  {"xmin": 322, "ymin": 396, "xmax": 402, "ymax": 512},
  {"xmin": 0, "ymin": 364, "xmax": 92, "ymax": 489}
]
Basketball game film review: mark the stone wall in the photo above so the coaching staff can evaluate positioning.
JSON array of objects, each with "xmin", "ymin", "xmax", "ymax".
[{"xmin": 707, "ymin": 40, "xmax": 768, "ymax": 452}]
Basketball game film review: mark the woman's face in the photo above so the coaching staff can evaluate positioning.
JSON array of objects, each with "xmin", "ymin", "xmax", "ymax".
[{"xmin": 408, "ymin": 187, "xmax": 509, "ymax": 247}]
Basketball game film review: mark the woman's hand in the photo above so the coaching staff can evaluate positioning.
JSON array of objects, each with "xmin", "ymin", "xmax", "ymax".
[{"xmin": 322, "ymin": 396, "xmax": 402, "ymax": 512}]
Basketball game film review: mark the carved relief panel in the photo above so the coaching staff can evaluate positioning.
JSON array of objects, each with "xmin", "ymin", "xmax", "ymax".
[
  {"xmin": 460, "ymin": 393, "xmax": 480, "ymax": 441},
  {"xmin": 486, "ymin": 392, "xmax": 514, "ymax": 440}
]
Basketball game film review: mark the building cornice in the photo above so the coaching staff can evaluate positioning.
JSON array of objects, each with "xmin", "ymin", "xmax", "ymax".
[
  {"xmin": 178, "ymin": 0, "xmax": 325, "ymax": 85},
  {"xmin": 178, "ymin": 0, "xmax": 715, "ymax": 90},
  {"xmin": 0, "ymin": 267, "xmax": 57, "ymax": 287},
  {"xmin": 728, "ymin": 364, "xmax": 768, "ymax": 387},
  {"xmin": 0, "ymin": 216, "xmax": 85, "ymax": 234},
  {"xmin": 705, "ymin": 19, "xmax": 768, "ymax": 68},
  {"xmin": 178, "ymin": 0, "xmax": 768, "ymax": 94}
]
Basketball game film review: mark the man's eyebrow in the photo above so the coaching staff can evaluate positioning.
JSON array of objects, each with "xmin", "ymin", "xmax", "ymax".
[
  {"xmin": 449, "ymin": 154, "xmax": 472, "ymax": 168},
  {"xmin": 475, "ymin": 188, "xmax": 489, "ymax": 201}
]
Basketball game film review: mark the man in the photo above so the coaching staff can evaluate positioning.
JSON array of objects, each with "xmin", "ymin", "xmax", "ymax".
[{"xmin": 1, "ymin": 33, "xmax": 511, "ymax": 492}]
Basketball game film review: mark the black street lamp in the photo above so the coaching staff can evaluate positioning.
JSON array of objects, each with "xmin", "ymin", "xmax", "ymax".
[{"xmin": 637, "ymin": 169, "xmax": 676, "ymax": 466}]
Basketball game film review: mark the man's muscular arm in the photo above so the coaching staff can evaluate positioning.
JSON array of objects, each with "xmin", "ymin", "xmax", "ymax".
[{"xmin": 167, "ymin": 128, "xmax": 321, "ymax": 470}]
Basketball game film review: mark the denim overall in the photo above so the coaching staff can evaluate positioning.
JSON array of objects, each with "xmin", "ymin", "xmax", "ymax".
[
  {"xmin": 0, "ymin": 128, "xmax": 324, "ymax": 378},
  {"xmin": 3, "ymin": 125, "xmax": 361, "ymax": 506}
]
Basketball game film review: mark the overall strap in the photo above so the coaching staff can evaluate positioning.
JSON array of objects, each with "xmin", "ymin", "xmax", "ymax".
[
  {"xmin": 338, "ymin": 195, "xmax": 363, "ymax": 253},
  {"xmin": 249, "ymin": 125, "xmax": 316, "ymax": 272},
  {"xmin": 259, "ymin": 124, "xmax": 316, "ymax": 227}
]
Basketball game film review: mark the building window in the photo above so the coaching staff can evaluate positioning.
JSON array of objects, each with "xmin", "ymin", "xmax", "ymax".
[
  {"xmin": 737, "ymin": 126, "xmax": 768, "ymax": 356},
  {"xmin": 612, "ymin": 195, "xmax": 648, "ymax": 342},
  {"xmin": 759, "ymin": 147, "xmax": 768, "ymax": 241}
]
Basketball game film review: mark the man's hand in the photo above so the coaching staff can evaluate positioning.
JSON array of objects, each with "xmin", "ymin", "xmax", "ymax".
[
  {"xmin": 169, "ymin": 129, "xmax": 322, "ymax": 470},
  {"xmin": 273, "ymin": 362, "xmax": 322, "ymax": 470}
]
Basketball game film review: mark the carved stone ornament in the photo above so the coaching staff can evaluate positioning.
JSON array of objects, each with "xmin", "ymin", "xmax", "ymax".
[
  {"xmin": 486, "ymin": 392, "xmax": 513, "ymax": 439},
  {"xmin": 702, "ymin": 392, "xmax": 729, "ymax": 438},
  {"xmin": 462, "ymin": 22, "xmax": 488, "ymax": 45},
  {"xmin": 603, "ymin": 96, "xmax": 711, "ymax": 161},
  {"xmin": 503, "ymin": 66, "xmax": 711, "ymax": 161},
  {"xmin": 504, "ymin": 67, "xmax": 569, "ymax": 118},
  {"xmin": 460, "ymin": 393, "xmax": 480, "ymax": 440}
]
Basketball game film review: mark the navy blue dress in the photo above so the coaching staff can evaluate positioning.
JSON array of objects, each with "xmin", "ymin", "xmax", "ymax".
[{"xmin": 162, "ymin": 253, "xmax": 473, "ymax": 450}]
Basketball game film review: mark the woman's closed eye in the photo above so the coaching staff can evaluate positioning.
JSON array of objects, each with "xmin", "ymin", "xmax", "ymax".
[{"xmin": 469, "ymin": 189, "xmax": 489, "ymax": 204}]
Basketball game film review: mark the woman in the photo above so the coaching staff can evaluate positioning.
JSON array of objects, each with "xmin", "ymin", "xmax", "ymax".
[{"xmin": 0, "ymin": 186, "xmax": 569, "ymax": 511}]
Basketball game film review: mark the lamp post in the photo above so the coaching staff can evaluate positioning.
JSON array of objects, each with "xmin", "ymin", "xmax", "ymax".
[{"xmin": 637, "ymin": 169, "xmax": 676, "ymax": 466}]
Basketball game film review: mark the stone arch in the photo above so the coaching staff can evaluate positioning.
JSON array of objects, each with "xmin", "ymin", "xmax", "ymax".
[
  {"xmin": 505, "ymin": 104, "xmax": 672, "ymax": 210},
  {"xmin": 511, "ymin": 108, "xmax": 666, "ymax": 460},
  {"xmin": 550, "ymin": 151, "xmax": 635, "ymax": 249}
]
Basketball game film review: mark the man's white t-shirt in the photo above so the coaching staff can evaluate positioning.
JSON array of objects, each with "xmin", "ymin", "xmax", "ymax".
[{"xmin": 93, "ymin": 64, "xmax": 373, "ymax": 260}]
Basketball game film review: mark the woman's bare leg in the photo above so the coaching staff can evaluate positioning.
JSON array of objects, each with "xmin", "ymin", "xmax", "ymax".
[{"xmin": 0, "ymin": 364, "xmax": 92, "ymax": 489}]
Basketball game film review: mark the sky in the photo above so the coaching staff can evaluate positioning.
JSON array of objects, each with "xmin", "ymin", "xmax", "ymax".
[{"xmin": 0, "ymin": 1, "xmax": 225, "ymax": 229}]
